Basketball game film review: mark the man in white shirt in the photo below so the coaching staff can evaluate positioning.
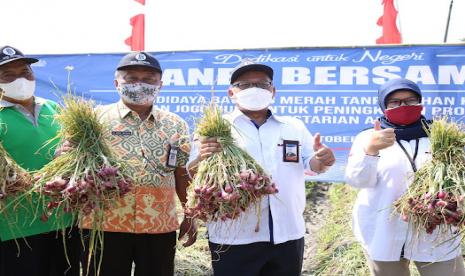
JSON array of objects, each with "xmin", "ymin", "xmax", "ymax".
[{"xmin": 188, "ymin": 60, "xmax": 335, "ymax": 276}]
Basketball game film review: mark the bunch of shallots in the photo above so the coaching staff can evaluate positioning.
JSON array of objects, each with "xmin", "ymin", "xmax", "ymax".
[
  {"xmin": 34, "ymin": 94, "xmax": 133, "ymax": 222},
  {"xmin": 394, "ymin": 118, "xmax": 465, "ymax": 234},
  {"xmin": 185, "ymin": 105, "xmax": 277, "ymax": 224},
  {"xmin": 32, "ymin": 92, "xmax": 134, "ymax": 275},
  {"xmin": 0, "ymin": 143, "xmax": 32, "ymax": 204},
  {"xmin": 399, "ymin": 191, "xmax": 463, "ymax": 234},
  {"xmin": 34, "ymin": 91, "xmax": 131, "ymax": 225},
  {"xmin": 41, "ymin": 165, "xmax": 132, "ymax": 219}
]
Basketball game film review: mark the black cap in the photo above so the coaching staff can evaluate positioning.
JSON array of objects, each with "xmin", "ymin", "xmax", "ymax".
[
  {"xmin": 116, "ymin": 51, "xmax": 162, "ymax": 73},
  {"xmin": 230, "ymin": 59, "xmax": 273, "ymax": 84},
  {"xmin": 378, "ymin": 78, "xmax": 422, "ymax": 111},
  {"xmin": 0, "ymin": 46, "xmax": 38, "ymax": 67}
]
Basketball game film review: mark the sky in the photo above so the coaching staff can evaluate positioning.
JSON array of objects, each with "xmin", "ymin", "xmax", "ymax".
[{"xmin": 1, "ymin": 0, "xmax": 464, "ymax": 54}]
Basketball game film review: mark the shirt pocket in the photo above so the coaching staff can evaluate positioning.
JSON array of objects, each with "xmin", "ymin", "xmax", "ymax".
[{"xmin": 141, "ymin": 135, "xmax": 176, "ymax": 177}]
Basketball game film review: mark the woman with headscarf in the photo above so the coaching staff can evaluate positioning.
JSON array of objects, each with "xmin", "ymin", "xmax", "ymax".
[{"xmin": 345, "ymin": 78, "xmax": 465, "ymax": 276}]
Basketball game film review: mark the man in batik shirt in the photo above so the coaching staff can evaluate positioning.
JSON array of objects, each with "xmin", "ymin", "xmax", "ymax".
[{"xmin": 82, "ymin": 51, "xmax": 196, "ymax": 276}]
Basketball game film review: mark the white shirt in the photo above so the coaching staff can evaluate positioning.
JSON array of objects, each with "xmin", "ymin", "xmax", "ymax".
[
  {"xmin": 345, "ymin": 129, "xmax": 461, "ymax": 262},
  {"xmin": 188, "ymin": 108, "xmax": 315, "ymax": 245}
]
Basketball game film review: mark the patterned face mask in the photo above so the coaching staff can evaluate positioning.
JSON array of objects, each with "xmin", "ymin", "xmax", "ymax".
[{"xmin": 117, "ymin": 82, "xmax": 160, "ymax": 105}]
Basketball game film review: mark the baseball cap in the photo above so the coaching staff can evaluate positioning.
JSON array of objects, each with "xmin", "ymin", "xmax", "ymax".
[
  {"xmin": 116, "ymin": 51, "xmax": 162, "ymax": 73},
  {"xmin": 230, "ymin": 59, "xmax": 273, "ymax": 84},
  {"xmin": 0, "ymin": 46, "xmax": 39, "ymax": 67},
  {"xmin": 378, "ymin": 78, "xmax": 422, "ymax": 111}
]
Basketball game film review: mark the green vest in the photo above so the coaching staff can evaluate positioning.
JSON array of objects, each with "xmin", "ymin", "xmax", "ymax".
[{"xmin": 0, "ymin": 99, "xmax": 72, "ymax": 241}]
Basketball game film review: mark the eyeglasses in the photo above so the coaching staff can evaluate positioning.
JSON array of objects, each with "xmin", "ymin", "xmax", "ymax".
[
  {"xmin": 123, "ymin": 77, "xmax": 161, "ymax": 86},
  {"xmin": 232, "ymin": 81, "xmax": 272, "ymax": 90},
  {"xmin": 386, "ymin": 97, "xmax": 420, "ymax": 108}
]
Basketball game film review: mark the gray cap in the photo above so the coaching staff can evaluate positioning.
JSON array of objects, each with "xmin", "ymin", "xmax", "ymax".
[
  {"xmin": 0, "ymin": 45, "xmax": 38, "ymax": 67},
  {"xmin": 116, "ymin": 51, "xmax": 162, "ymax": 73},
  {"xmin": 230, "ymin": 59, "xmax": 273, "ymax": 84}
]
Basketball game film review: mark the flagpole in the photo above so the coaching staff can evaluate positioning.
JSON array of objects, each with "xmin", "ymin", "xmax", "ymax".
[
  {"xmin": 395, "ymin": 0, "xmax": 402, "ymax": 43},
  {"xmin": 443, "ymin": 0, "xmax": 454, "ymax": 43}
]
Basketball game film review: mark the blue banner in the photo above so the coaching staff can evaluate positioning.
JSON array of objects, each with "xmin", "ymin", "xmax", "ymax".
[{"xmin": 31, "ymin": 45, "xmax": 465, "ymax": 182}]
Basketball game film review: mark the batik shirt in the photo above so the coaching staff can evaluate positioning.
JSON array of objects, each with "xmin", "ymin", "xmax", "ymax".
[{"xmin": 82, "ymin": 101, "xmax": 190, "ymax": 234}]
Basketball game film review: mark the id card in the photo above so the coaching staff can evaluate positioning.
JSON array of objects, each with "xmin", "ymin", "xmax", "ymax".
[
  {"xmin": 282, "ymin": 140, "xmax": 299, "ymax": 163},
  {"xmin": 111, "ymin": 130, "xmax": 132, "ymax": 136},
  {"xmin": 166, "ymin": 145, "xmax": 178, "ymax": 168}
]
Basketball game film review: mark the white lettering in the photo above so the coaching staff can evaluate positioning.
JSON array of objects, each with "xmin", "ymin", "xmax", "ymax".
[
  {"xmin": 314, "ymin": 67, "xmax": 337, "ymax": 85},
  {"xmin": 438, "ymin": 65, "xmax": 465, "ymax": 85},
  {"xmin": 282, "ymin": 67, "xmax": 311, "ymax": 85},
  {"xmin": 372, "ymin": 66, "xmax": 402, "ymax": 84},
  {"xmin": 187, "ymin": 68, "xmax": 214, "ymax": 86},
  {"xmin": 340, "ymin": 67, "xmax": 369, "ymax": 85},
  {"xmin": 405, "ymin": 66, "xmax": 436, "ymax": 84},
  {"xmin": 162, "ymin": 69, "xmax": 186, "ymax": 86}
]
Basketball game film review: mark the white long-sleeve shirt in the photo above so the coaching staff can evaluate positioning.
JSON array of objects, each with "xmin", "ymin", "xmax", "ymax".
[
  {"xmin": 188, "ymin": 108, "xmax": 315, "ymax": 245},
  {"xmin": 345, "ymin": 129, "xmax": 461, "ymax": 262}
]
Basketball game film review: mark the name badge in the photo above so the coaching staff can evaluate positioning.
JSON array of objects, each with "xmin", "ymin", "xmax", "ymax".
[
  {"xmin": 282, "ymin": 140, "xmax": 299, "ymax": 163},
  {"xmin": 166, "ymin": 145, "xmax": 178, "ymax": 168},
  {"xmin": 111, "ymin": 130, "xmax": 132, "ymax": 136}
]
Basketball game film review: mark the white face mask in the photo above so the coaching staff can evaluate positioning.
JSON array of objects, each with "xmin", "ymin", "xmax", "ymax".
[
  {"xmin": 231, "ymin": 87, "xmax": 274, "ymax": 111},
  {"xmin": 0, "ymin": 78, "xmax": 36, "ymax": 101},
  {"xmin": 117, "ymin": 82, "xmax": 160, "ymax": 105}
]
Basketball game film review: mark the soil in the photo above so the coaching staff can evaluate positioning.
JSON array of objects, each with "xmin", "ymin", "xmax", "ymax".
[{"xmin": 301, "ymin": 183, "xmax": 331, "ymax": 276}]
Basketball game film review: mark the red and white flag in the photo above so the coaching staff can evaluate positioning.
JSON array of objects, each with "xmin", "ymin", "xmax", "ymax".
[
  {"xmin": 376, "ymin": 0, "xmax": 402, "ymax": 44},
  {"xmin": 125, "ymin": 14, "xmax": 145, "ymax": 51}
]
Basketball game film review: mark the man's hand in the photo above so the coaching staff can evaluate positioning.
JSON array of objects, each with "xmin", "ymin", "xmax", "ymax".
[
  {"xmin": 174, "ymin": 166, "xmax": 197, "ymax": 247},
  {"xmin": 54, "ymin": 140, "xmax": 74, "ymax": 158},
  {"xmin": 178, "ymin": 216, "xmax": 197, "ymax": 247},
  {"xmin": 313, "ymin": 133, "xmax": 335, "ymax": 166},
  {"xmin": 310, "ymin": 133, "xmax": 335, "ymax": 173},
  {"xmin": 198, "ymin": 137, "xmax": 221, "ymax": 161},
  {"xmin": 365, "ymin": 120, "xmax": 396, "ymax": 156}
]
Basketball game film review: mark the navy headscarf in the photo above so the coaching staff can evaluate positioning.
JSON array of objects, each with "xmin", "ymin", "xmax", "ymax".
[{"xmin": 377, "ymin": 78, "xmax": 431, "ymax": 141}]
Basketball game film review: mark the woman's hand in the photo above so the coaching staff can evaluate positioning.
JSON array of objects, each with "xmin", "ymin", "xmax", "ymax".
[{"xmin": 365, "ymin": 120, "xmax": 396, "ymax": 156}]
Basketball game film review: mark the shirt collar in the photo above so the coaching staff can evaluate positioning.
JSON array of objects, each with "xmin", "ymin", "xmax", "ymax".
[
  {"xmin": 0, "ymin": 99, "xmax": 14, "ymax": 108},
  {"xmin": 0, "ymin": 96, "xmax": 46, "ymax": 108},
  {"xmin": 117, "ymin": 100, "xmax": 155, "ymax": 120},
  {"xmin": 117, "ymin": 100, "xmax": 132, "ymax": 118}
]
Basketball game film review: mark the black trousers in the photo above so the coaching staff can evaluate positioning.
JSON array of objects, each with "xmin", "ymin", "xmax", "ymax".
[
  {"xmin": 209, "ymin": 238, "xmax": 304, "ymax": 276},
  {"xmin": 0, "ymin": 227, "xmax": 80, "ymax": 276},
  {"xmin": 82, "ymin": 231, "xmax": 177, "ymax": 276}
]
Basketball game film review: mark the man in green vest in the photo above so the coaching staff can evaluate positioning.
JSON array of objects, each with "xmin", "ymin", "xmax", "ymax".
[{"xmin": 0, "ymin": 46, "xmax": 79, "ymax": 276}]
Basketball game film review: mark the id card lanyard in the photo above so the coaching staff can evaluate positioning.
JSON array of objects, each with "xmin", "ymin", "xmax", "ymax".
[
  {"xmin": 397, "ymin": 138, "xmax": 419, "ymax": 259},
  {"xmin": 396, "ymin": 139, "xmax": 419, "ymax": 172}
]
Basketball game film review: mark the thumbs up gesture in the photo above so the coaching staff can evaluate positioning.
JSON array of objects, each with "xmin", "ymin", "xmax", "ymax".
[
  {"xmin": 365, "ymin": 120, "xmax": 396, "ymax": 156},
  {"xmin": 312, "ymin": 133, "xmax": 335, "ymax": 168},
  {"xmin": 313, "ymin": 133, "xmax": 323, "ymax": 151}
]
